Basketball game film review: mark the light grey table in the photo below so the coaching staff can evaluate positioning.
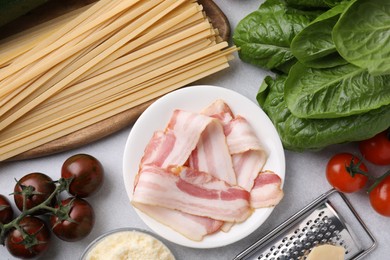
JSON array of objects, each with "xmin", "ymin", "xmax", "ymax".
[{"xmin": 0, "ymin": 1, "xmax": 388, "ymax": 259}]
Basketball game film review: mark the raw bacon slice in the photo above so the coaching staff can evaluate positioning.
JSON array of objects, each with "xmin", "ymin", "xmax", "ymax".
[
  {"xmin": 224, "ymin": 115, "xmax": 265, "ymax": 155},
  {"xmin": 132, "ymin": 165, "xmax": 252, "ymax": 222},
  {"xmin": 250, "ymin": 171, "xmax": 284, "ymax": 208},
  {"xmin": 141, "ymin": 109, "xmax": 214, "ymax": 168},
  {"xmin": 189, "ymin": 120, "xmax": 236, "ymax": 185},
  {"xmin": 140, "ymin": 131, "xmax": 175, "ymax": 168},
  {"xmin": 225, "ymin": 116, "xmax": 267, "ymax": 191},
  {"xmin": 232, "ymin": 150, "xmax": 267, "ymax": 191},
  {"xmin": 220, "ymin": 222, "xmax": 234, "ymax": 233},
  {"xmin": 133, "ymin": 203, "xmax": 223, "ymax": 241},
  {"xmin": 201, "ymin": 99, "xmax": 234, "ymax": 124}
]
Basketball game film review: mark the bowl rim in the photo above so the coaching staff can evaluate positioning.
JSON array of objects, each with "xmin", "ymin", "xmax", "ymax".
[{"xmin": 80, "ymin": 227, "xmax": 175, "ymax": 260}]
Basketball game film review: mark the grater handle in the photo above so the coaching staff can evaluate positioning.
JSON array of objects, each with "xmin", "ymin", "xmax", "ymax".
[
  {"xmin": 233, "ymin": 189, "xmax": 337, "ymax": 260},
  {"xmin": 337, "ymin": 192, "xmax": 377, "ymax": 260}
]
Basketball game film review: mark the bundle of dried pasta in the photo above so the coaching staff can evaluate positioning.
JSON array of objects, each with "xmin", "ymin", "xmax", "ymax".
[
  {"xmin": 0, "ymin": 0, "xmax": 237, "ymax": 161},
  {"xmin": 0, "ymin": 5, "xmax": 92, "ymax": 68}
]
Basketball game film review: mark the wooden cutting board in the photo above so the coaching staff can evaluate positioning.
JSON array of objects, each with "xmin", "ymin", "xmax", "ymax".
[{"xmin": 1, "ymin": 0, "xmax": 231, "ymax": 161}]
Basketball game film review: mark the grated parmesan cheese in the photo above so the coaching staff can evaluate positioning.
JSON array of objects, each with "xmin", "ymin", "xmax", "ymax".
[{"xmin": 85, "ymin": 230, "xmax": 175, "ymax": 260}]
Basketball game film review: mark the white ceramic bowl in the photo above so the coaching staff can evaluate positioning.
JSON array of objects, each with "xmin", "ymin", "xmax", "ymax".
[{"xmin": 123, "ymin": 85, "xmax": 286, "ymax": 248}]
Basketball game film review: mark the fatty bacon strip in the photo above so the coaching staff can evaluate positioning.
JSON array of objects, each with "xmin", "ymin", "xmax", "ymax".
[
  {"xmin": 250, "ymin": 171, "xmax": 284, "ymax": 208},
  {"xmin": 133, "ymin": 165, "xmax": 251, "ymax": 222},
  {"xmin": 133, "ymin": 203, "xmax": 223, "ymax": 241},
  {"xmin": 140, "ymin": 109, "xmax": 214, "ymax": 168},
  {"xmin": 201, "ymin": 100, "xmax": 268, "ymax": 192},
  {"xmin": 188, "ymin": 118, "xmax": 237, "ymax": 185},
  {"xmin": 131, "ymin": 99, "xmax": 283, "ymax": 241}
]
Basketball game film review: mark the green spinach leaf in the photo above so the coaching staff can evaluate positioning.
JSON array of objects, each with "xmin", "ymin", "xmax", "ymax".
[
  {"xmin": 285, "ymin": 0, "xmax": 329, "ymax": 9},
  {"xmin": 258, "ymin": 75, "xmax": 390, "ymax": 151},
  {"xmin": 233, "ymin": 0, "xmax": 320, "ymax": 73},
  {"xmin": 333, "ymin": 0, "xmax": 390, "ymax": 75},
  {"xmin": 290, "ymin": 2, "xmax": 348, "ymax": 68},
  {"xmin": 284, "ymin": 62, "xmax": 390, "ymax": 119},
  {"xmin": 323, "ymin": 0, "xmax": 350, "ymax": 7}
]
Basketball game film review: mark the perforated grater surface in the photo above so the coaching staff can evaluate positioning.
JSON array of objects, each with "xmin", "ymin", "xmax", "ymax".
[{"xmin": 234, "ymin": 189, "xmax": 376, "ymax": 260}]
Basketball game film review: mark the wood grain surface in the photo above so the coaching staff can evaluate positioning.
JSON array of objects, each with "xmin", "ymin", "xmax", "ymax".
[{"xmin": 2, "ymin": 0, "xmax": 231, "ymax": 161}]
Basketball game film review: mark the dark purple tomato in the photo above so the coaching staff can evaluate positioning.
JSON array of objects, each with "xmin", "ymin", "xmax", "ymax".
[
  {"xmin": 0, "ymin": 194, "xmax": 13, "ymax": 224},
  {"xmin": 50, "ymin": 197, "xmax": 95, "ymax": 242},
  {"xmin": 61, "ymin": 154, "xmax": 104, "ymax": 198},
  {"xmin": 5, "ymin": 216, "xmax": 51, "ymax": 259},
  {"xmin": 13, "ymin": 172, "xmax": 56, "ymax": 212}
]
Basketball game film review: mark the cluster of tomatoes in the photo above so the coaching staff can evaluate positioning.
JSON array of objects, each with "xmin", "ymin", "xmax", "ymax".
[
  {"xmin": 0, "ymin": 153, "xmax": 104, "ymax": 259},
  {"xmin": 325, "ymin": 130, "xmax": 390, "ymax": 217}
]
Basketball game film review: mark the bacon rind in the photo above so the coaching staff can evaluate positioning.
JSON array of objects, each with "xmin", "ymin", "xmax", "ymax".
[{"xmin": 220, "ymin": 222, "xmax": 234, "ymax": 233}]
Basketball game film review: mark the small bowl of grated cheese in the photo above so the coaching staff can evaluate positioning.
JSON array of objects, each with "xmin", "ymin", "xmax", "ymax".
[{"xmin": 81, "ymin": 228, "xmax": 175, "ymax": 260}]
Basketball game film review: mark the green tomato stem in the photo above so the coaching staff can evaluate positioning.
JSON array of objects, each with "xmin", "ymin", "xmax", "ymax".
[
  {"xmin": 345, "ymin": 155, "xmax": 373, "ymax": 179},
  {"xmin": 367, "ymin": 169, "xmax": 390, "ymax": 194},
  {"xmin": 0, "ymin": 178, "xmax": 69, "ymax": 245}
]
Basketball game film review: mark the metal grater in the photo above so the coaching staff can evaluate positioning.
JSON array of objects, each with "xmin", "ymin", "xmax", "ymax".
[{"xmin": 234, "ymin": 189, "xmax": 377, "ymax": 260}]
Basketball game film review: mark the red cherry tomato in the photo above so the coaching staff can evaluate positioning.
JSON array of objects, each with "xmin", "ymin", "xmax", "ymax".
[
  {"xmin": 61, "ymin": 154, "xmax": 104, "ymax": 198},
  {"xmin": 359, "ymin": 130, "xmax": 390, "ymax": 165},
  {"xmin": 370, "ymin": 175, "xmax": 390, "ymax": 217},
  {"xmin": 0, "ymin": 194, "xmax": 13, "ymax": 224},
  {"xmin": 50, "ymin": 197, "xmax": 95, "ymax": 242},
  {"xmin": 13, "ymin": 172, "xmax": 56, "ymax": 213},
  {"xmin": 326, "ymin": 153, "xmax": 369, "ymax": 193},
  {"xmin": 5, "ymin": 216, "xmax": 51, "ymax": 259}
]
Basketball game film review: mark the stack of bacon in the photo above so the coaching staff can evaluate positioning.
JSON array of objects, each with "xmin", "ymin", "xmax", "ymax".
[{"xmin": 131, "ymin": 99, "xmax": 283, "ymax": 241}]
